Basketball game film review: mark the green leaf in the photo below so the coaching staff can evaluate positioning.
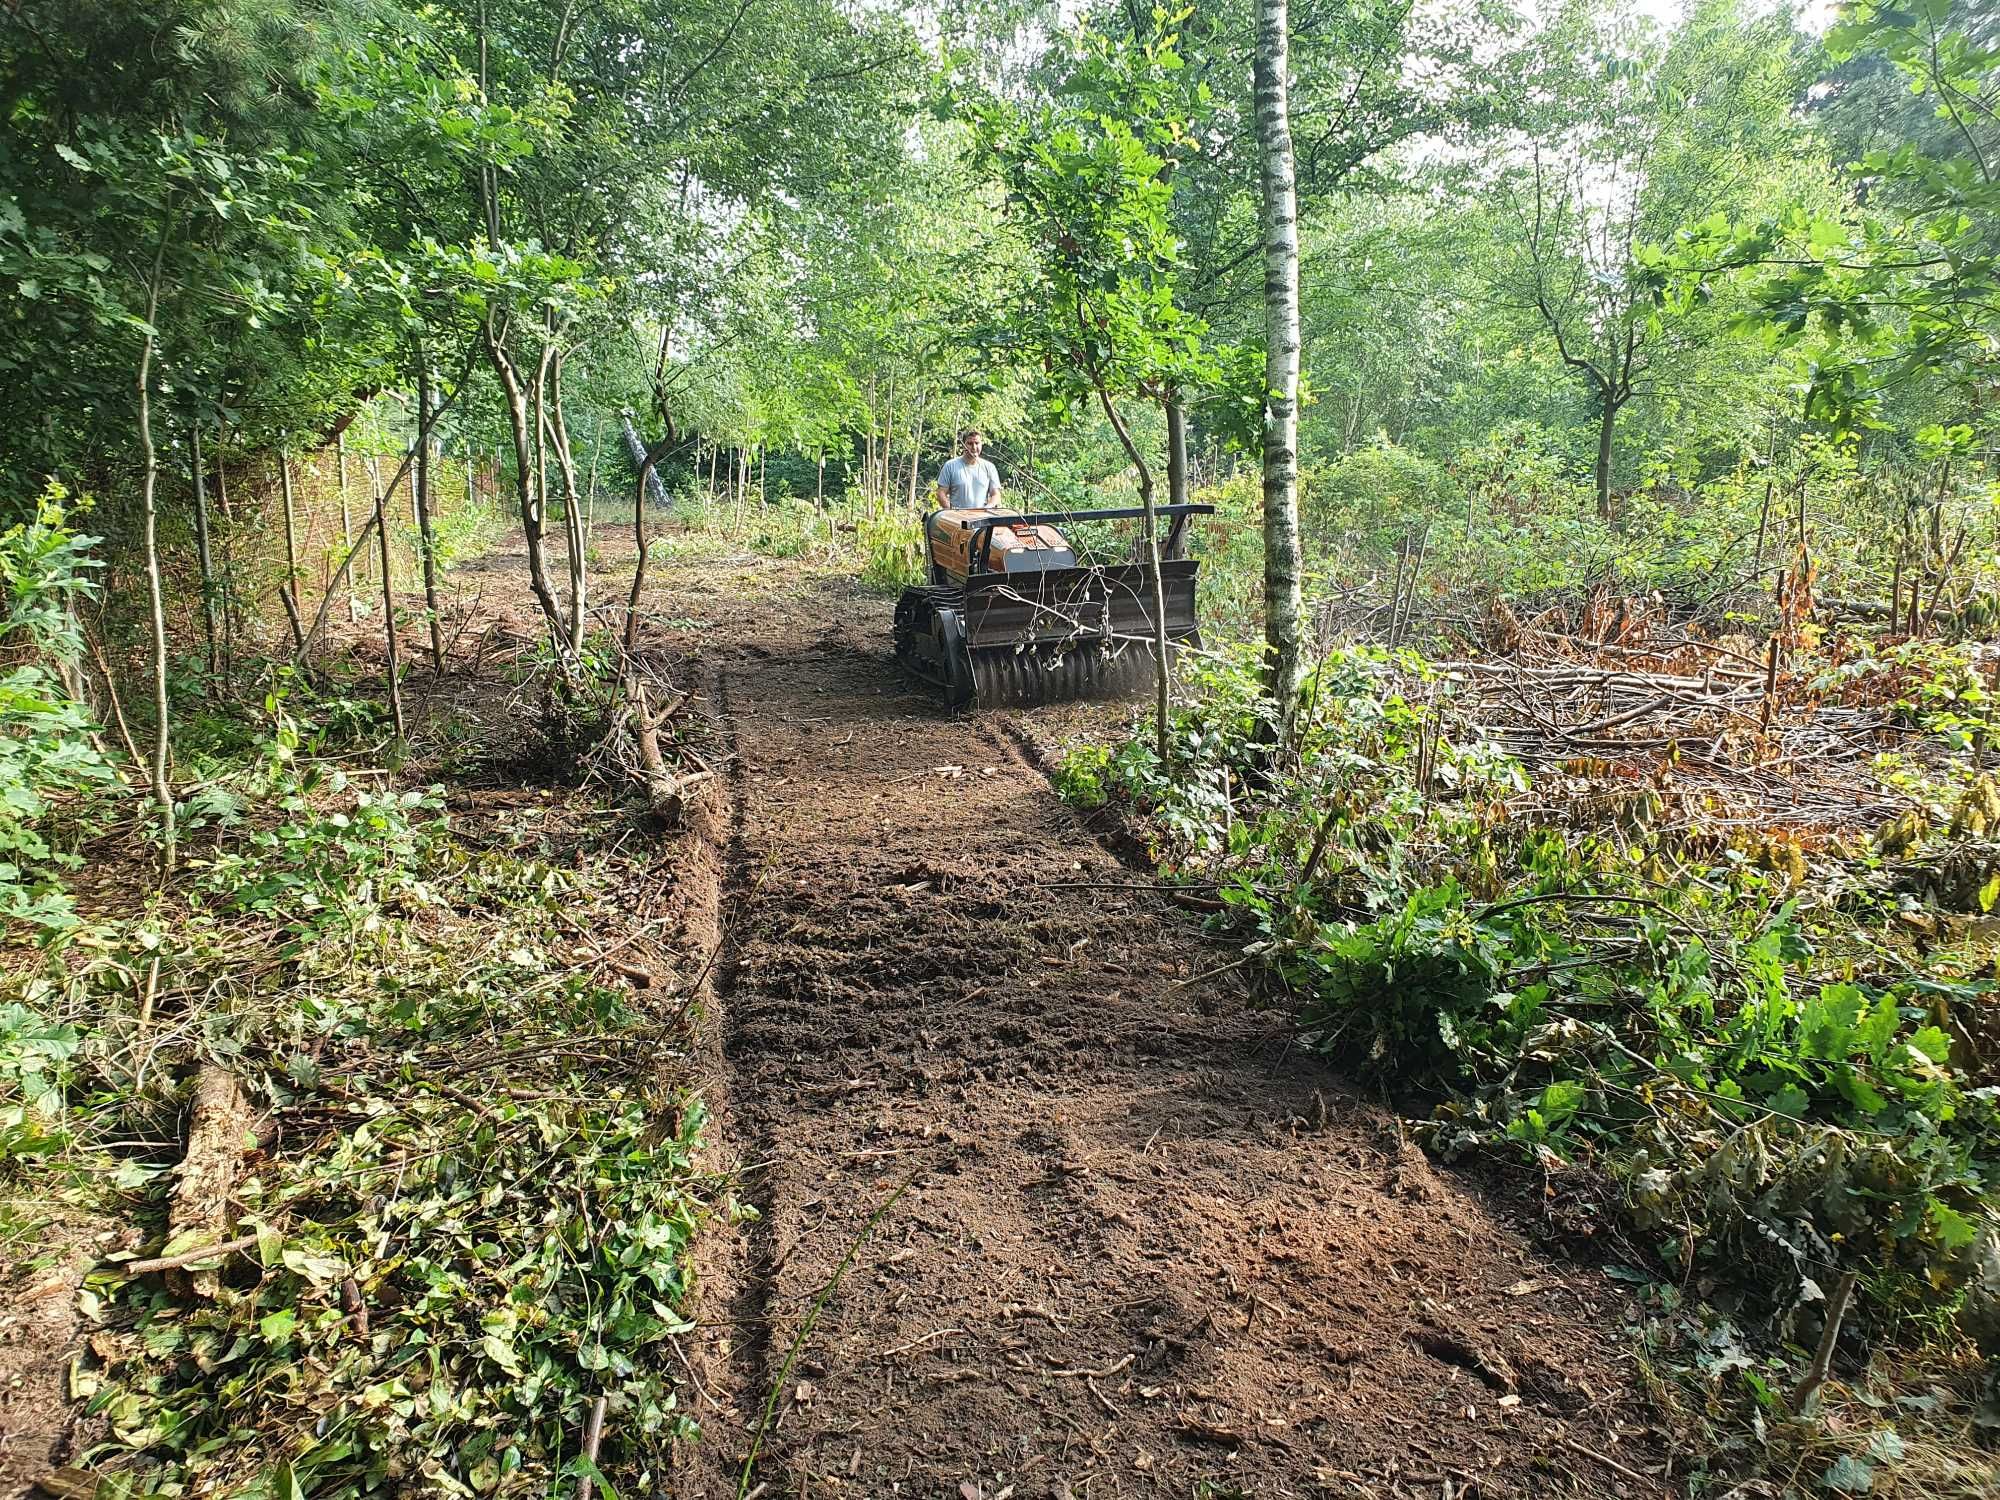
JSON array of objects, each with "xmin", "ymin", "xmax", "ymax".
[
  {"xmin": 1822, "ymin": 1455, "xmax": 1875, "ymax": 1494},
  {"xmin": 1537, "ymin": 1078, "xmax": 1586, "ymax": 1126},
  {"xmin": 1907, "ymin": 1026, "xmax": 1952, "ymax": 1065},
  {"xmin": 569, "ymin": 1457, "xmax": 621, "ymax": 1500},
  {"xmin": 481, "ymin": 1334, "xmax": 523, "ymax": 1376},
  {"xmin": 1831, "ymin": 1066, "xmax": 1888, "ymax": 1116},
  {"xmin": 1928, "ymin": 1201, "xmax": 1977, "ymax": 1252},
  {"xmin": 1770, "ymin": 1084, "xmax": 1810, "ymax": 1119}
]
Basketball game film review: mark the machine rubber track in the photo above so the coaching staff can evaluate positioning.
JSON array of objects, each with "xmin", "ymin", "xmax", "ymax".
[{"xmin": 893, "ymin": 585, "xmax": 973, "ymax": 706}]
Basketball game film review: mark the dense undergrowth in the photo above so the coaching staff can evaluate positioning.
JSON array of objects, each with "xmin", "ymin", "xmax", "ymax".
[
  {"xmin": 1188, "ymin": 436, "xmax": 2000, "ymax": 647},
  {"xmin": 1057, "ymin": 470, "xmax": 2000, "ymax": 1491},
  {"xmin": 3, "ymin": 508, "xmax": 710, "ymax": 1495}
]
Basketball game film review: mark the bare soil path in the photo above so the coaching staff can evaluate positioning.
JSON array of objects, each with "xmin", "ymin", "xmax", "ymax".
[{"xmin": 659, "ymin": 550, "xmax": 1670, "ymax": 1499}]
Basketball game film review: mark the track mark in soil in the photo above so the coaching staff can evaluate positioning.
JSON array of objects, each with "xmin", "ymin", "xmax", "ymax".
[{"xmin": 676, "ymin": 567, "xmax": 1668, "ymax": 1498}]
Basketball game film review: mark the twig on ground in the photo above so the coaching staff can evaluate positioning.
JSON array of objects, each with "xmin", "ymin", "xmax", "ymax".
[
  {"xmin": 877, "ymin": 1327, "xmax": 966, "ymax": 1359},
  {"xmin": 1791, "ymin": 1269, "xmax": 1860, "ymax": 1415},
  {"xmin": 111, "ymin": 1232, "xmax": 260, "ymax": 1278},
  {"xmin": 1047, "ymin": 1352, "xmax": 1133, "ymax": 1379},
  {"xmin": 1556, "ymin": 1436, "xmax": 1653, "ymax": 1488}
]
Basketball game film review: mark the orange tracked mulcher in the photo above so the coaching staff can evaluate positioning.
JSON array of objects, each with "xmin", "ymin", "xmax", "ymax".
[{"xmin": 892, "ymin": 501, "xmax": 1213, "ymax": 707}]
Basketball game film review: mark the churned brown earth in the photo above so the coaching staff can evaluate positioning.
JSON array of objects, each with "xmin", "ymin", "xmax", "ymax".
[
  {"xmin": 0, "ymin": 527, "xmax": 1674, "ymax": 1498},
  {"xmin": 650, "ymin": 544, "xmax": 1673, "ymax": 1499}
]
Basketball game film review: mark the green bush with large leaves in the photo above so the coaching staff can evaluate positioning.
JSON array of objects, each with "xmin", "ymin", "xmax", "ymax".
[
  {"xmin": 1065, "ymin": 644, "xmax": 2000, "ymax": 1360},
  {"xmin": 0, "ymin": 488, "xmax": 118, "ymax": 929}
]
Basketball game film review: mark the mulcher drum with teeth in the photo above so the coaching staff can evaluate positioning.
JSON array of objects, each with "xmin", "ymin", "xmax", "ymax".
[{"xmin": 892, "ymin": 503, "xmax": 1211, "ymax": 709}]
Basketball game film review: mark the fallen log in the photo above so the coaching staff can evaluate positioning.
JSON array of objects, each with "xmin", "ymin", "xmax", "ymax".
[{"xmin": 167, "ymin": 1063, "xmax": 252, "ymax": 1298}]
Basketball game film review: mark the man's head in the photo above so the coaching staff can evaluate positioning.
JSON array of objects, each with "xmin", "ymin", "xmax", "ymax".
[{"xmin": 959, "ymin": 429, "xmax": 983, "ymax": 461}]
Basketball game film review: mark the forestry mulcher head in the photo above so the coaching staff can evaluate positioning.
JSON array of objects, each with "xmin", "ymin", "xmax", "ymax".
[{"xmin": 893, "ymin": 502, "xmax": 1213, "ymax": 708}]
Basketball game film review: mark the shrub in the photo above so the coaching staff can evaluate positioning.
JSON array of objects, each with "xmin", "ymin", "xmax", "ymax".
[{"xmin": 0, "ymin": 484, "xmax": 117, "ymax": 930}]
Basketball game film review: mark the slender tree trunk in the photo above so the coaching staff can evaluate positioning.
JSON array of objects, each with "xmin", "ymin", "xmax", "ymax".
[
  {"xmin": 482, "ymin": 319, "xmax": 569, "ymax": 650},
  {"xmin": 816, "ymin": 449, "xmax": 824, "ymax": 509},
  {"xmin": 297, "ymin": 376, "xmax": 468, "ymax": 666},
  {"xmin": 1594, "ymin": 393, "xmax": 1617, "ymax": 523},
  {"xmin": 337, "ymin": 432, "xmax": 361, "ymax": 622},
  {"xmin": 1165, "ymin": 396, "xmax": 1190, "ymax": 511},
  {"xmin": 1095, "ymin": 384, "xmax": 1170, "ymax": 763},
  {"xmin": 213, "ymin": 425, "xmax": 235, "ymax": 683},
  {"xmin": 863, "ymin": 377, "xmax": 877, "ymax": 512},
  {"xmin": 368, "ymin": 459, "xmax": 406, "ymax": 740},
  {"xmin": 275, "ymin": 453, "xmax": 308, "ymax": 656},
  {"xmin": 137, "ymin": 232, "xmax": 175, "ymax": 867},
  {"xmin": 190, "ymin": 421, "xmax": 219, "ymax": 684},
  {"xmin": 584, "ymin": 410, "xmax": 603, "ymax": 541},
  {"xmin": 625, "ymin": 433, "xmax": 676, "ymax": 654},
  {"xmin": 1750, "ymin": 427, "xmax": 1777, "ymax": 585},
  {"xmin": 413, "ymin": 360, "xmax": 446, "ymax": 674},
  {"xmin": 881, "ymin": 372, "xmax": 897, "ymax": 513},
  {"xmin": 759, "ymin": 445, "xmax": 766, "ymax": 505},
  {"xmin": 906, "ymin": 391, "xmax": 925, "ymax": 511},
  {"xmin": 1255, "ymin": 0, "xmax": 1305, "ymax": 736},
  {"xmin": 547, "ymin": 347, "xmax": 588, "ymax": 649}
]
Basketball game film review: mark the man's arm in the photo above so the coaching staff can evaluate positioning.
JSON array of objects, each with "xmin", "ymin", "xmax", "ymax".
[
  {"xmin": 985, "ymin": 459, "xmax": 1002, "ymax": 500},
  {"xmin": 935, "ymin": 458, "xmax": 956, "ymax": 506}
]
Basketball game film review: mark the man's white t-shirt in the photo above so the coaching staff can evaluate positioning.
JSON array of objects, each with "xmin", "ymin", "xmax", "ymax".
[{"xmin": 937, "ymin": 456, "xmax": 1001, "ymax": 508}]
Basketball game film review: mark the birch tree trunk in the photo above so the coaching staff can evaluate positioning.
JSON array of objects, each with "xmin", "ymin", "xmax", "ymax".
[
  {"xmin": 190, "ymin": 421, "xmax": 219, "ymax": 683},
  {"xmin": 137, "ymin": 234, "xmax": 175, "ymax": 867},
  {"xmin": 1165, "ymin": 396, "xmax": 1190, "ymax": 511},
  {"xmin": 1255, "ymin": 0, "xmax": 1306, "ymax": 739}
]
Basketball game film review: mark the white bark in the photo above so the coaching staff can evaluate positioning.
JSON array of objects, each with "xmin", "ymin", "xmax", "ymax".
[
  {"xmin": 1255, "ymin": 0, "xmax": 1306, "ymax": 737},
  {"xmin": 137, "ymin": 233, "xmax": 174, "ymax": 866}
]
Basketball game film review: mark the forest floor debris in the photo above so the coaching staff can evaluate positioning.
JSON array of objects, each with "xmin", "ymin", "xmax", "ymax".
[
  {"xmin": 0, "ymin": 534, "xmax": 723, "ymax": 1496},
  {"xmin": 1043, "ymin": 576, "xmax": 2000, "ymax": 1496}
]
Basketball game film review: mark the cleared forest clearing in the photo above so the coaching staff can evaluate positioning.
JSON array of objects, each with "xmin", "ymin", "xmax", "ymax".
[{"xmin": 6, "ymin": 1, "xmax": 2000, "ymax": 1497}]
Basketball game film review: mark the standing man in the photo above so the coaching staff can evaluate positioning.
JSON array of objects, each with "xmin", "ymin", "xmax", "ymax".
[{"xmin": 936, "ymin": 428, "xmax": 1003, "ymax": 509}]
